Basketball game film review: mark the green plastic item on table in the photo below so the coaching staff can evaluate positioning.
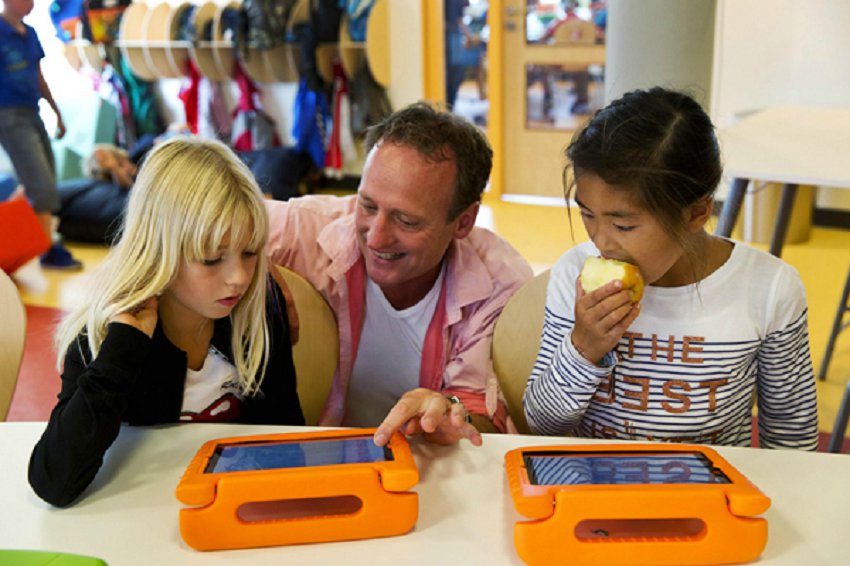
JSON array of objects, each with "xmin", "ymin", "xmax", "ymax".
[{"xmin": 0, "ymin": 549, "xmax": 107, "ymax": 565}]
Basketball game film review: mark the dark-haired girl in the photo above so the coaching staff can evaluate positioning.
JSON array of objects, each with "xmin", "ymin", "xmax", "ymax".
[{"xmin": 524, "ymin": 87, "xmax": 818, "ymax": 450}]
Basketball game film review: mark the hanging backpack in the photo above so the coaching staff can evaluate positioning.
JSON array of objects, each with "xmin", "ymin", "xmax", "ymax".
[
  {"xmin": 81, "ymin": 0, "xmax": 131, "ymax": 44},
  {"xmin": 241, "ymin": 0, "xmax": 297, "ymax": 50},
  {"xmin": 49, "ymin": 0, "xmax": 84, "ymax": 42},
  {"xmin": 349, "ymin": 64, "xmax": 392, "ymax": 138},
  {"xmin": 345, "ymin": 0, "xmax": 377, "ymax": 42},
  {"xmin": 292, "ymin": 79, "xmax": 331, "ymax": 170},
  {"xmin": 231, "ymin": 62, "xmax": 281, "ymax": 152}
]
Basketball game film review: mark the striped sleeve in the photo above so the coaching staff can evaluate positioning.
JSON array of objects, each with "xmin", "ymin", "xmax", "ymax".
[
  {"xmin": 755, "ymin": 308, "xmax": 819, "ymax": 450},
  {"xmin": 523, "ymin": 305, "xmax": 616, "ymax": 436}
]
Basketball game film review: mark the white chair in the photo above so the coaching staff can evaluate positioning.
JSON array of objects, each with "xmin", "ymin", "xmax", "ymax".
[
  {"xmin": 275, "ymin": 266, "xmax": 338, "ymax": 426},
  {"xmin": 0, "ymin": 269, "xmax": 26, "ymax": 421},
  {"xmin": 492, "ymin": 270, "xmax": 550, "ymax": 434}
]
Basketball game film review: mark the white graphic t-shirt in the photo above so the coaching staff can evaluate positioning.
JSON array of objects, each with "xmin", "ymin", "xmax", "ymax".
[{"xmin": 180, "ymin": 346, "xmax": 245, "ymax": 421}]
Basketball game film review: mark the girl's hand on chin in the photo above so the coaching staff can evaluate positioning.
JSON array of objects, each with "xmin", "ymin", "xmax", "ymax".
[{"xmin": 110, "ymin": 297, "xmax": 159, "ymax": 338}]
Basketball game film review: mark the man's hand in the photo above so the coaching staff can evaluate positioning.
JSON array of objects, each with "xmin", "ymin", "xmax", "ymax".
[
  {"xmin": 269, "ymin": 265, "xmax": 300, "ymax": 345},
  {"xmin": 373, "ymin": 388, "xmax": 484, "ymax": 447}
]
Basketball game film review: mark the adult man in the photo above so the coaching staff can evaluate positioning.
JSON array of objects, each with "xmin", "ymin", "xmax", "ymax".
[{"xmin": 266, "ymin": 102, "xmax": 532, "ymax": 446}]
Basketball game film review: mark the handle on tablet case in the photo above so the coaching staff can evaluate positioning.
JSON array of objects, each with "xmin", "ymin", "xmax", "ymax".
[{"xmin": 514, "ymin": 489, "xmax": 767, "ymax": 566}]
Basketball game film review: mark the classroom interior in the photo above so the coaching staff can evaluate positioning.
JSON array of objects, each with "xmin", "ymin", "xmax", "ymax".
[{"xmin": 4, "ymin": 0, "xmax": 850, "ymax": 450}]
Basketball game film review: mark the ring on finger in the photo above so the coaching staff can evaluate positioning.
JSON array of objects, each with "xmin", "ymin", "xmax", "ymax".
[{"xmin": 445, "ymin": 395, "xmax": 473, "ymax": 424}]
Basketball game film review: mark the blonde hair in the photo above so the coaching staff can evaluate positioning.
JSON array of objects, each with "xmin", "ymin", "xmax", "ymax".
[{"xmin": 56, "ymin": 137, "xmax": 272, "ymax": 396}]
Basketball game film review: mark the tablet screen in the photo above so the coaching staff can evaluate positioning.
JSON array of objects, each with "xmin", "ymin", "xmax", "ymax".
[
  {"xmin": 205, "ymin": 437, "xmax": 392, "ymax": 473},
  {"xmin": 524, "ymin": 451, "xmax": 731, "ymax": 485}
]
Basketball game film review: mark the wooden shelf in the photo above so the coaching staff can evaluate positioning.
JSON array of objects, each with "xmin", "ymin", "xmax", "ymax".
[
  {"xmin": 364, "ymin": 0, "xmax": 389, "ymax": 86},
  {"xmin": 118, "ymin": 2, "xmax": 156, "ymax": 80},
  {"xmin": 110, "ymin": 0, "xmax": 388, "ymax": 86},
  {"xmin": 189, "ymin": 1, "xmax": 229, "ymax": 81},
  {"xmin": 339, "ymin": 0, "xmax": 390, "ymax": 85}
]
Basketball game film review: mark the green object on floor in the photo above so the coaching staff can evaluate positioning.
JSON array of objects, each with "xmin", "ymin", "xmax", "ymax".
[{"xmin": 0, "ymin": 550, "xmax": 107, "ymax": 565}]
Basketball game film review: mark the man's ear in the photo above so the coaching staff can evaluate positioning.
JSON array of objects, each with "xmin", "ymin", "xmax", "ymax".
[
  {"xmin": 686, "ymin": 196, "xmax": 713, "ymax": 232},
  {"xmin": 453, "ymin": 202, "xmax": 479, "ymax": 239}
]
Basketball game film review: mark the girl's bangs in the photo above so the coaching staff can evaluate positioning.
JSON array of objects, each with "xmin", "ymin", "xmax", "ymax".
[{"xmin": 189, "ymin": 192, "xmax": 266, "ymax": 260}]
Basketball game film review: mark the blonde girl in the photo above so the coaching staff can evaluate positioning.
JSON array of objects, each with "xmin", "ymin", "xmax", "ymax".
[{"xmin": 30, "ymin": 138, "xmax": 304, "ymax": 507}]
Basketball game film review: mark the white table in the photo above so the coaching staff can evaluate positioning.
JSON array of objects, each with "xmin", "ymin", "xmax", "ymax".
[
  {"xmin": 3, "ymin": 422, "xmax": 850, "ymax": 565},
  {"xmin": 715, "ymin": 106, "xmax": 850, "ymax": 256}
]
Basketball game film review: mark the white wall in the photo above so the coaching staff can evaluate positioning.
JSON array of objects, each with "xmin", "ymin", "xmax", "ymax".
[
  {"xmin": 711, "ymin": 0, "xmax": 850, "ymax": 126},
  {"xmin": 710, "ymin": 0, "xmax": 796, "ymax": 127},
  {"xmin": 711, "ymin": 0, "xmax": 850, "ymax": 209},
  {"xmin": 606, "ymin": 0, "xmax": 716, "ymax": 109}
]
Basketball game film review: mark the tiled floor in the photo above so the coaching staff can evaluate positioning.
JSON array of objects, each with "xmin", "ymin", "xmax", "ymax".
[{"xmin": 10, "ymin": 199, "xmax": 850, "ymax": 438}]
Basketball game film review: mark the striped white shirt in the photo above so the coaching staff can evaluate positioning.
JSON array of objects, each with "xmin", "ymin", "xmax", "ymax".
[{"xmin": 524, "ymin": 241, "xmax": 819, "ymax": 450}]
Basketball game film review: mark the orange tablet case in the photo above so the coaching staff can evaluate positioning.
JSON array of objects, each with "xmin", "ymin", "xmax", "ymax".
[
  {"xmin": 176, "ymin": 428, "xmax": 419, "ymax": 551},
  {"xmin": 505, "ymin": 444, "xmax": 770, "ymax": 566}
]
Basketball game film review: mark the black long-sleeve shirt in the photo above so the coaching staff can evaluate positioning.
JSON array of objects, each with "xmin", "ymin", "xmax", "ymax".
[{"xmin": 29, "ymin": 285, "xmax": 304, "ymax": 507}]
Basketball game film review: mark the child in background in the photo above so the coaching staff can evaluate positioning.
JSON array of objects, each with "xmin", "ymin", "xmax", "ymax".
[
  {"xmin": 29, "ymin": 138, "xmax": 305, "ymax": 507},
  {"xmin": 0, "ymin": 0, "xmax": 81, "ymax": 269},
  {"xmin": 523, "ymin": 87, "xmax": 818, "ymax": 450},
  {"xmin": 83, "ymin": 144, "xmax": 138, "ymax": 190}
]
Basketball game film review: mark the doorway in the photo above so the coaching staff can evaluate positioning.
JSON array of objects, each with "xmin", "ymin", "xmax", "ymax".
[
  {"xmin": 444, "ymin": 0, "xmax": 490, "ymax": 127},
  {"xmin": 496, "ymin": 0, "xmax": 606, "ymax": 200}
]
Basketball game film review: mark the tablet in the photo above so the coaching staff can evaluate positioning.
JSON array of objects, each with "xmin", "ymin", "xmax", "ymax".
[
  {"xmin": 523, "ymin": 450, "xmax": 731, "ymax": 486},
  {"xmin": 176, "ymin": 428, "xmax": 419, "ymax": 551},
  {"xmin": 505, "ymin": 443, "xmax": 770, "ymax": 566},
  {"xmin": 204, "ymin": 436, "xmax": 391, "ymax": 474}
]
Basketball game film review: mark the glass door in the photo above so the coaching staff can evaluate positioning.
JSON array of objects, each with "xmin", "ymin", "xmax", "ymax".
[
  {"xmin": 500, "ymin": 0, "xmax": 606, "ymax": 199},
  {"xmin": 444, "ymin": 0, "xmax": 490, "ymax": 127}
]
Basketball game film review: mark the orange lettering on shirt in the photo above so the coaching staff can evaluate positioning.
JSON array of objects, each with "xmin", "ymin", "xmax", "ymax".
[
  {"xmin": 622, "ymin": 332, "xmax": 643, "ymax": 358},
  {"xmin": 651, "ymin": 334, "xmax": 676, "ymax": 362},
  {"xmin": 698, "ymin": 379, "xmax": 728, "ymax": 412},
  {"xmin": 661, "ymin": 380, "xmax": 691, "ymax": 413},
  {"xmin": 600, "ymin": 425, "xmax": 619, "ymax": 439},
  {"xmin": 592, "ymin": 375, "xmax": 615, "ymax": 405},
  {"xmin": 621, "ymin": 376, "xmax": 649, "ymax": 411},
  {"xmin": 682, "ymin": 336, "xmax": 705, "ymax": 364}
]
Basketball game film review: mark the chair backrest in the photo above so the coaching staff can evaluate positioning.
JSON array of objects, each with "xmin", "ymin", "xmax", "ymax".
[
  {"xmin": 0, "ymin": 269, "xmax": 26, "ymax": 421},
  {"xmin": 276, "ymin": 266, "xmax": 338, "ymax": 425},
  {"xmin": 492, "ymin": 269, "xmax": 550, "ymax": 435}
]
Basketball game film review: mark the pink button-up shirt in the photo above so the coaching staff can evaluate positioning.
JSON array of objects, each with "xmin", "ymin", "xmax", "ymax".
[{"xmin": 267, "ymin": 195, "xmax": 532, "ymax": 431}]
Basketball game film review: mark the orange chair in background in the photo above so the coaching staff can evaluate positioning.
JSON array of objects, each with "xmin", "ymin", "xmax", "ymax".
[{"xmin": 0, "ymin": 198, "xmax": 51, "ymax": 274}]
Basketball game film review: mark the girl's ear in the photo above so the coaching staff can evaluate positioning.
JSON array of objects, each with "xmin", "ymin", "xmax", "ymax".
[{"xmin": 686, "ymin": 196, "xmax": 714, "ymax": 232}]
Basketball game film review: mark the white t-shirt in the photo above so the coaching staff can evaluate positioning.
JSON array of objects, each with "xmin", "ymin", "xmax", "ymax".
[
  {"xmin": 180, "ymin": 346, "xmax": 245, "ymax": 421},
  {"xmin": 343, "ymin": 267, "xmax": 446, "ymax": 426}
]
